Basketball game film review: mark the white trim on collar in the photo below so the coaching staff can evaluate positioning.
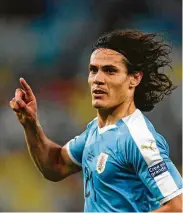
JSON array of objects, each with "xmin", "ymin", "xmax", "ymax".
[
  {"xmin": 96, "ymin": 109, "xmax": 139, "ymax": 134},
  {"xmin": 98, "ymin": 124, "xmax": 117, "ymax": 134}
]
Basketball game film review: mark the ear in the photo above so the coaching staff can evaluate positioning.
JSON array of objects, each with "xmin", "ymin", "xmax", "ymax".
[{"xmin": 129, "ymin": 72, "xmax": 143, "ymax": 88}]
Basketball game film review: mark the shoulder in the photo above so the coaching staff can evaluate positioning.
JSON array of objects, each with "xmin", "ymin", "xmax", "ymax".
[
  {"xmin": 86, "ymin": 117, "xmax": 98, "ymax": 131},
  {"xmin": 121, "ymin": 109, "xmax": 169, "ymax": 164},
  {"xmin": 122, "ymin": 109, "xmax": 162, "ymax": 147},
  {"xmin": 84, "ymin": 117, "xmax": 98, "ymax": 140},
  {"xmin": 122, "ymin": 109, "xmax": 154, "ymax": 134},
  {"xmin": 118, "ymin": 109, "xmax": 153, "ymax": 147}
]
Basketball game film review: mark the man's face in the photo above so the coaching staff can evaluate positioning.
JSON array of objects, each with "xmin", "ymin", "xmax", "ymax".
[{"xmin": 88, "ymin": 48, "xmax": 132, "ymax": 109}]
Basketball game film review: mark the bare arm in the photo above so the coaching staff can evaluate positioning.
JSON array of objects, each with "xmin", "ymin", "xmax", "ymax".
[
  {"xmin": 152, "ymin": 194, "xmax": 182, "ymax": 212},
  {"xmin": 10, "ymin": 78, "xmax": 80, "ymax": 182},
  {"xmin": 24, "ymin": 120, "xmax": 80, "ymax": 181}
]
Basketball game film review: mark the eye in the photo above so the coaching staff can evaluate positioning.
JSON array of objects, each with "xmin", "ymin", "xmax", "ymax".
[
  {"xmin": 89, "ymin": 66, "xmax": 98, "ymax": 74},
  {"xmin": 103, "ymin": 66, "xmax": 117, "ymax": 74}
]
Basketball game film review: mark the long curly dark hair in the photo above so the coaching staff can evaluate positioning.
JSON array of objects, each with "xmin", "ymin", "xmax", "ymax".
[{"xmin": 92, "ymin": 29, "xmax": 175, "ymax": 112}]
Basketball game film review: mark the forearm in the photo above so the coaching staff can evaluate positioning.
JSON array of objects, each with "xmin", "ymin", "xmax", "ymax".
[
  {"xmin": 152, "ymin": 195, "xmax": 182, "ymax": 212},
  {"xmin": 23, "ymin": 120, "xmax": 64, "ymax": 181},
  {"xmin": 10, "ymin": 78, "xmax": 72, "ymax": 181},
  {"xmin": 152, "ymin": 205, "xmax": 182, "ymax": 212},
  {"xmin": 152, "ymin": 204, "xmax": 171, "ymax": 212}
]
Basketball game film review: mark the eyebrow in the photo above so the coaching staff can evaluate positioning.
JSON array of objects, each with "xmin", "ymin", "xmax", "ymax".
[{"xmin": 89, "ymin": 64, "xmax": 118, "ymax": 69}]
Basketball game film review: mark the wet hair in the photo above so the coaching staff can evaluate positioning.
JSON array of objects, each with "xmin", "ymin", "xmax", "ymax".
[{"xmin": 92, "ymin": 29, "xmax": 175, "ymax": 112}]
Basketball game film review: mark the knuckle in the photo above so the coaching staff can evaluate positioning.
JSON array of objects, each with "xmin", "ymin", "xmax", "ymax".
[{"xmin": 16, "ymin": 100, "xmax": 22, "ymax": 106}]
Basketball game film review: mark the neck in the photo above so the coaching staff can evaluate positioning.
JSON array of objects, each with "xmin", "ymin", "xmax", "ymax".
[{"xmin": 97, "ymin": 100, "xmax": 136, "ymax": 128}]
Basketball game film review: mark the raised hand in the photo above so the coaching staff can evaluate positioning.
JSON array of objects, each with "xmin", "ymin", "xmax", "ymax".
[{"xmin": 9, "ymin": 78, "xmax": 38, "ymax": 126}]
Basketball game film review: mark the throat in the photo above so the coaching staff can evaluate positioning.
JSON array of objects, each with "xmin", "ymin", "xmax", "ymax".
[{"xmin": 97, "ymin": 101, "xmax": 136, "ymax": 128}]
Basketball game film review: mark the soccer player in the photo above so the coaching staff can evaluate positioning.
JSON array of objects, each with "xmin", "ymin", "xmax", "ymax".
[{"xmin": 10, "ymin": 29, "xmax": 182, "ymax": 212}]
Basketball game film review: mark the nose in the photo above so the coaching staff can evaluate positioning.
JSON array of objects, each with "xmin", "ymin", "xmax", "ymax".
[{"xmin": 93, "ymin": 70, "xmax": 105, "ymax": 85}]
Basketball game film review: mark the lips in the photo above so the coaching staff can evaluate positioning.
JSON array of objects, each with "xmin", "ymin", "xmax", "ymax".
[{"xmin": 92, "ymin": 88, "xmax": 107, "ymax": 94}]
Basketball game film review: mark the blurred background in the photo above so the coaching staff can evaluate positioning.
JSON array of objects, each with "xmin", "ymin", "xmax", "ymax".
[{"xmin": 0, "ymin": 0, "xmax": 182, "ymax": 211}]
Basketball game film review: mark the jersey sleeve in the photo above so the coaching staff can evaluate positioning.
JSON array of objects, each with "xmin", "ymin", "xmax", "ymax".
[
  {"xmin": 126, "ymin": 133, "xmax": 182, "ymax": 205},
  {"xmin": 65, "ymin": 120, "xmax": 95, "ymax": 167},
  {"xmin": 65, "ymin": 130, "xmax": 88, "ymax": 167}
]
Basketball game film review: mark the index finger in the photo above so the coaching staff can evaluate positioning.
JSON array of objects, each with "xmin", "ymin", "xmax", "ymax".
[{"xmin": 19, "ymin": 78, "xmax": 34, "ymax": 99}]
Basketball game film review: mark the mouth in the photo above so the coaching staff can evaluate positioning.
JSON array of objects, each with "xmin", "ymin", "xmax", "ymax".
[{"xmin": 92, "ymin": 88, "xmax": 107, "ymax": 98}]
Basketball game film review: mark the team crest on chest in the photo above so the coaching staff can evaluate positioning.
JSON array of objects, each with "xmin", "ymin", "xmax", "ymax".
[{"xmin": 96, "ymin": 152, "xmax": 108, "ymax": 174}]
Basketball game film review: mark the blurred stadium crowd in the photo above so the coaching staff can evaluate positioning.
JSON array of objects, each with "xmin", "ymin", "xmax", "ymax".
[{"xmin": 0, "ymin": 0, "xmax": 182, "ymax": 211}]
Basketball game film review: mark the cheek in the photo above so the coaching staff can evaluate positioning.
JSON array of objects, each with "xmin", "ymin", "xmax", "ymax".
[
  {"xmin": 110, "ymin": 80, "xmax": 124, "ymax": 93},
  {"xmin": 110, "ymin": 79, "xmax": 129, "ymax": 98}
]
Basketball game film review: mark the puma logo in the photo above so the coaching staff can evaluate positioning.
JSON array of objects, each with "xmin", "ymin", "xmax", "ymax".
[{"xmin": 141, "ymin": 141, "xmax": 156, "ymax": 151}]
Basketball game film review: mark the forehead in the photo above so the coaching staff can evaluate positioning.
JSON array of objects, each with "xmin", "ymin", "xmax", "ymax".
[{"xmin": 90, "ymin": 48, "xmax": 125, "ymax": 67}]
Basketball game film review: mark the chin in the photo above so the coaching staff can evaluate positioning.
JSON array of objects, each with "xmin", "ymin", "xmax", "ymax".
[
  {"xmin": 93, "ymin": 104, "xmax": 104, "ymax": 109},
  {"xmin": 92, "ymin": 100, "xmax": 107, "ymax": 109}
]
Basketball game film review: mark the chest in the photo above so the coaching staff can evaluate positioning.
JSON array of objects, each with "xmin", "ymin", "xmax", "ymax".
[{"xmin": 82, "ymin": 130, "xmax": 123, "ymax": 182}]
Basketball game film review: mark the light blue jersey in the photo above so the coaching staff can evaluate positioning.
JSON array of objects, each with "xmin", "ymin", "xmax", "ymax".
[{"xmin": 66, "ymin": 109, "xmax": 182, "ymax": 212}]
